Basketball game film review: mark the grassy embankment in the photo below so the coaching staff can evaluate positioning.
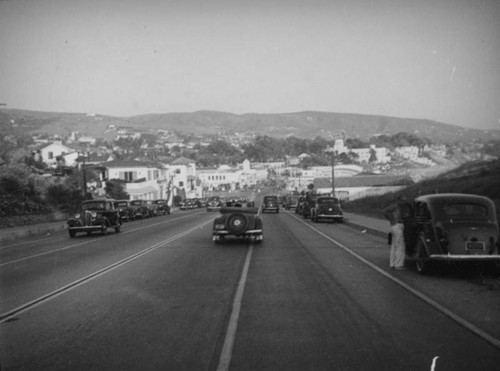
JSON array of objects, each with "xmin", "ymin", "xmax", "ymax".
[{"xmin": 344, "ymin": 159, "xmax": 500, "ymax": 221}]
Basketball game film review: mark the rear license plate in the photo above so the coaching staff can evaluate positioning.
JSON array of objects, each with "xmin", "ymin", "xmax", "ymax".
[{"xmin": 466, "ymin": 241, "xmax": 485, "ymax": 252}]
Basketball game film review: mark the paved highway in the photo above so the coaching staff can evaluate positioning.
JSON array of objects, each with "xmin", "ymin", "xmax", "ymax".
[{"xmin": 1, "ymin": 203, "xmax": 499, "ymax": 370}]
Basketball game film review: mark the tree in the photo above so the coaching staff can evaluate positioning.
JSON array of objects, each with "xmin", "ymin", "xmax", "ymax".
[
  {"xmin": 105, "ymin": 180, "xmax": 129, "ymax": 200},
  {"xmin": 46, "ymin": 183, "xmax": 82, "ymax": 213}
]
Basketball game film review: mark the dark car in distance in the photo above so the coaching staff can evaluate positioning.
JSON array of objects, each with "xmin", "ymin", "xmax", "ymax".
[
  {"xmin": 311, "ymin": 196, "xmax": 343, "ymax": 223},
  {"xmin": 207, "ymin": 196, "xmax": 223, "ymax": 212},
  {"xmin": 401, "ymin": 193, "xmax": 500, "ymax": 274},
  {"xmin": 152, "ymin": 199, "xmax": 171, "ymax": 215},
  {"xmin": 130, "ymin": 200, "xmax": 150, "ymax": 219},
  {"xmin": 212, "ymin": 205, "xmax": 263, "ymax": 243},
  {"xmin": 261, "ymin": 195, "xmax": 279, "ymax": 213},
  {"xmin": 67, "ymin": 199, "xmax": 122, "ymax": 237},
  {"xmin": 114, "ymin": 199, "xmax": 136, "ymax": 221},
  {"xmin": 284, "ymin": 195, "xmax": 299, "ymax": 211}
]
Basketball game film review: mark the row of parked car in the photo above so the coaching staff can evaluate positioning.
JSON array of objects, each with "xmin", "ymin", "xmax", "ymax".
[
  {"xmin": 115, "ymin": 199, "xmax": 171, "ymax": 220},
  {"xmin": 280, "ymin": 193, "xmax": 344, "ymax": 223},
  {"xmin": 67, "ymin": 198, "xmax": 171, "ymax": 237}
]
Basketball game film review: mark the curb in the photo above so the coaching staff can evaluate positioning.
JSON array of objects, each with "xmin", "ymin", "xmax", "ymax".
[{"xmin": 344, "ymin": 219, "xmax": 388, "ymax": 239}]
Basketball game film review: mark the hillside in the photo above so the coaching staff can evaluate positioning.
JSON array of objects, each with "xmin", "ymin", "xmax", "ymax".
[
  {"xmin": 1, "ymin": 108, "xmax": 499, "ymax": 144},
  {"xmin": 345, "ymin": 159, "xmax": 500, "ymax": 216}
]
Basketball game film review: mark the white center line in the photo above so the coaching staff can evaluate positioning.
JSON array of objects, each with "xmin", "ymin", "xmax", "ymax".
[{"xmin": 217, "ymin": 243, "xmax": 254, "ymax": 371}]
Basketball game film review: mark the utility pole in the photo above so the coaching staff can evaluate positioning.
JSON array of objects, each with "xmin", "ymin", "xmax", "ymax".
[
  {"xmin": 324, "ymin": 147, "xmax": 336, "ymax": 197},
  {"xmin": 82, "ymin": 152, "xmax": 88, "ymax": 199}
]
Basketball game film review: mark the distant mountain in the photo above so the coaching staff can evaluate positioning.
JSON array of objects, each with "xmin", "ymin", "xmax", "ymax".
[{"xmin": 2, "ymin": 108, "xmax": 499, "ymax": 144}]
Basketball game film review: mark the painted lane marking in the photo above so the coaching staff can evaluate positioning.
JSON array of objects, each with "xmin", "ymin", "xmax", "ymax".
[
  {"xmin": 217, "ymin": 243, "xmax": 254, "ymax": 371},
  {"xmin": 0, "ymin": 220, "xmax": 212, "ymax": 323},
  {"xmin": 288, "ymin": 212, "xmax": 500, "ymax": 351}
]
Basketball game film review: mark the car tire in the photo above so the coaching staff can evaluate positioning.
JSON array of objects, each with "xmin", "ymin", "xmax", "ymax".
[
  {"xmin": 114, "ymin": 225, "xmax": 121, "ymax": 233},
  {"xmin": 101, "ymin": 222, "xmax": 108, "ymax": 236},
  {"xmin": 226, "ymin": 213, "xmax": 249, "ymax": 235},
  {"xmin": 69, "ymin": 230, "xmax": 76, "ymax": 238}
]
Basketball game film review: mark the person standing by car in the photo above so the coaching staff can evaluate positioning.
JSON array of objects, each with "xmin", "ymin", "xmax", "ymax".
[{"xmin": 383, "ymin": 196, "xmax": 407, "ymax": 270}]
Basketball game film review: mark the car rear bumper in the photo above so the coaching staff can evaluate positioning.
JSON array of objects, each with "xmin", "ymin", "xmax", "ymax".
[
  {"xmin": 68, "ymin": 225, "xmax": 103, "ymax": 232},
  {"xmin": 316, "ymin": 214, "xmax": 343, "ymax": 219},
  {"xmin": 213, "ymin": 230, "xmax": 263, "ymax": 242},
  {"xmin": 428, "ymin": 254, "xmax": 500, "ymax": 261},
  {"xmin": 262, "ymin": 208, "xmax": 279, "ymax": 212},
  {"xmin": 213, "ymin": 229, "xmax": 263, "ymax": 236}
]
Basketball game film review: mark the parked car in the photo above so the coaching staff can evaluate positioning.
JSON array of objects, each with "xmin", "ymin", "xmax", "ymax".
[
  {"xmin": 284, "ymin": 195, "xmax": 299, "ymax": 211},
  {"xmin": 261, "ymin": 195, "xmax": 279, "ymax": 213},
  {"xmin": 295, "ymin": 196, "xmax": 306, "ymax": 214},
  {"xmin": 152, "ymin": 199, "xmax": 171, "ymax": 215},
  {"xmin": 67, "ymin": 199, "xmax": 122, "ymax": 237},
  {"xmin": 114, "ymin": 199, "xmax": 136, "ymax": 221},
  {"xmin": 300, "ymin": 193, "xmax": 318, "ymax": 219},
  {"xmin": 207, "ymin": 196, "xmax": 223, "ymax": 212},
  {"xmin": 180, "ymin": 199, "xmax": 196, "ymax": 210},
  {"xmin": 198, "ymin": 198, "xmax": 208, "ymax": 208},
  {"xmin": 212, "ymin": 205, "xmax": 263, "ymax": 243},
  {"xmin": 130, "ymin": 200, "xmax": 150, "ymax": 218},
  {"xmin": 145, "ymin": 200, "xmax": 158, "ymax": 217},
  {"xmin": 311, "ymin": 196, "xmax": 343, "ymax": 223},
  {"xmin": 401, "ymin": 193, "xmax": 500, "ymax": 274}
]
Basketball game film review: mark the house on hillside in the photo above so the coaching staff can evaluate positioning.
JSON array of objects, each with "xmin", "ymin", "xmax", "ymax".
[
  {"xmin": 314, "ymin": 174, "xmax": 414, "ymax": 200},
  {"xmin": 39, "ymin": 142, "xmax": 75, "ymax": 168}
]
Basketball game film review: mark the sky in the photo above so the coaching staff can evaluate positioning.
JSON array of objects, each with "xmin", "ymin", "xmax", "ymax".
[{"xmin": 1, "ymin": 0, "xmax": 499, "ymax": 130}]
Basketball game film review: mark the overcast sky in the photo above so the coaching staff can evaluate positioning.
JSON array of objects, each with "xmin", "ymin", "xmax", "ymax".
[{"xmin": 1, "ymin": 0, "xmax": 499, "ymax": 130}]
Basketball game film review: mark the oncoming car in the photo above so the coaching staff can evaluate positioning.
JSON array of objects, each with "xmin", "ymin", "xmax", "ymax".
[
  {"xmin": 67, "ymin": 199, "xmax": 122, "ymax": 237},
  {"xmin": 207, "ymin": 196, "xmax": 223, "ymax": 212},
  {"xmin": 212, "ymin": 205, "xmax": 263, "ymax": 243},
  {"xmin": 402, "ymin": 193, "xmax": 500, "ymax": 274}
]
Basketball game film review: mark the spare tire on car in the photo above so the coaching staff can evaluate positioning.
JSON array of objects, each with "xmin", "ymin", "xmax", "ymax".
[{"xmin": 226, "ymin": 213, "xmax": 249, "ymax": 235}]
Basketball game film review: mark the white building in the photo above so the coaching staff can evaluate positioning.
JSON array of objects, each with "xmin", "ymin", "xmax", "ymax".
[
  {"xmin": 350, "ymin": 145, "xmax": 390, "ymax": 163},
  {"xmin": 39, "ymin": 142, "xmax": 75, "ymax": 168},
  {"xmin": 103, "ymin": 160, "xmax": 162, "ymax": 200},
  {"xmin": 394, "ymin": 146, "xmax": 419, "ymax": 161}
]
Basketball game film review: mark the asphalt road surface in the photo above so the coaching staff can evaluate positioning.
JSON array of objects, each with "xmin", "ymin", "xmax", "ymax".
[{"xmin": 1, "ymin": 203, "xmax": 500, "ymax": 370}]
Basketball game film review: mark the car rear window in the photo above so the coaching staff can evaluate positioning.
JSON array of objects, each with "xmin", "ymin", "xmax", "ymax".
[
  {"xmin": 318, "ymin": 198, "xmax": 338, "ymax": 204},
  {"xmin": 441, "ymin": 202, "xmax": 489, "ymax": 220}
]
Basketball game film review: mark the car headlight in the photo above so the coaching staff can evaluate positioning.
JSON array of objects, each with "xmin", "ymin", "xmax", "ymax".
[{"xmin": 75, "ymin": 213, "xmax": 81, "ymax": 219}]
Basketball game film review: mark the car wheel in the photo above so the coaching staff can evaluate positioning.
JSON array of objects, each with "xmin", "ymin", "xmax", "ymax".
[
  {"xmin": 69, "ymin": 230, "xmax": 76, "ymax": 238},
  {"xmin": 226, "ymin": 213, "xmax": 249, "ymax": 235},
  {"xmin": 115, "ymin": 225, "xmax": 121, "ymax": 233}
]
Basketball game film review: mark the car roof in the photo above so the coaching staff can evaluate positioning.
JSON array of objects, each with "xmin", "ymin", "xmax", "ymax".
[{"xmin": 416, "ymin": 193, "xmax": 493, "ymax": 205}]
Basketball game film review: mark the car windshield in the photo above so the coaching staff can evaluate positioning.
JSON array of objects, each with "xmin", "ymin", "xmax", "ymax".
[
  {"xmin": 438, "ymin": 202, "xmax": 490, "ymax": 221},
  {"xmin": 82, "ymin": 202, "xmax": 106, "ymax": 211}
]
